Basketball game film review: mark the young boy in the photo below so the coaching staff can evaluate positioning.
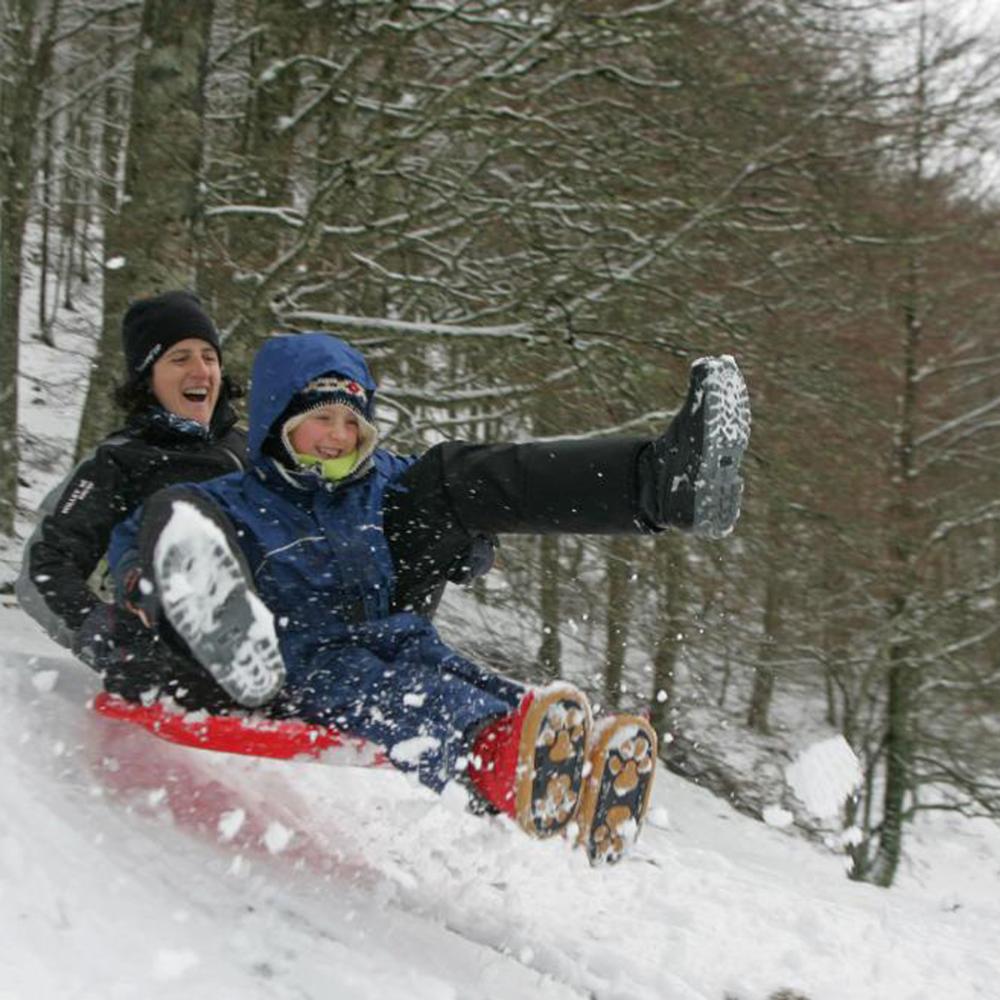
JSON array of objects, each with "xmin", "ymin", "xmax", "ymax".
[{"xmin": 109, "ymin": 332, "xmax": 750, "ymax": 863}]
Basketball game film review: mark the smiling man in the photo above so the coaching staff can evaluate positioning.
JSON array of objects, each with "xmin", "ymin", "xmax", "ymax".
[
  {"xmin": 150, "ymin": 339, "xmax": 222, "ymax": 425},
  {"xmin": 122, "ymin": 290, "xmax": 224, "ymax": 426},
  {"xmin": 16, "ymin": 291, "xmax": 249, "ymax": 703}
]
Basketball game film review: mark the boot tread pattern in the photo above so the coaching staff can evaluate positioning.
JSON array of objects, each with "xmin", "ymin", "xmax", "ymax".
[
  {"xmin": 694, "ymin": 356, "xmax": 750, "ymax": 539},
  {"xmin": 515, "ymin": 685, "xmax": 592, "ymax": 839},
  {"xmin": 578, "ymin": 715, "xmax": 657, "ymax": 865},
  {"xmin": 154, "ymin": 504, "xmax": 285, "ymax": 708}
]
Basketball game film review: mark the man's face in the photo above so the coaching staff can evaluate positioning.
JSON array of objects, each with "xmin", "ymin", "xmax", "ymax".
[{"xmin": 150, "ymin": 338, "xmax": 221, "ymax": 426}]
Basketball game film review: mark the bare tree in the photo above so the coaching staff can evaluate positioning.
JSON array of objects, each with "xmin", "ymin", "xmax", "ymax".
[
  {"xmin": 0, "ymin": 0, "xmax": 61, "ymax": 535},
  {"xmin": 76, "ymin": 0, "xmax": 214, "ymax": 456}
]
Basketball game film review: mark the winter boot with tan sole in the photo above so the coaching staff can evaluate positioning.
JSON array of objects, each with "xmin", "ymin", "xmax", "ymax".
[
  {"xmin": 513, "ymin": 684, "xmax": 593, "ymax": 838},
  {"xmin": 468, "ymin": 683, "xmax": 592, "ymax": 839},
  {"xmin": 576, "ymin": 715, "xmax": 658, "ymax": 864}
]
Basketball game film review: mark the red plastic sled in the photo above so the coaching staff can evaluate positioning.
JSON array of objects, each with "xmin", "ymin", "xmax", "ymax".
[{"xmin": 92, "ymin": 691, "xmax": 390, "ymax": 766}]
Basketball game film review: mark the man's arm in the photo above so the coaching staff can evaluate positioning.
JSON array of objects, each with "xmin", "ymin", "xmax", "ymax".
[{"xmin": 16, "ymin": 446, "xmax": 129, "ymax": 647}]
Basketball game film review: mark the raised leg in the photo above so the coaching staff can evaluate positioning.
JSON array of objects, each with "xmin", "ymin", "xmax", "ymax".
[{"xmin": 138, "ymin": 487, "xmax": 286, "ymax": 708}]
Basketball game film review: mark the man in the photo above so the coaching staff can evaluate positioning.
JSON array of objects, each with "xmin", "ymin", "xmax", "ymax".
[{"xmin": 17, "ymin": 290, "xmax": 247, "ymax": 702}]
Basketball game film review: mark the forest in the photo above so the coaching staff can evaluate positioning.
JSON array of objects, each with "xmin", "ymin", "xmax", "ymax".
[{"xmin": 3, "ymin": 0, "xmax": 1000, "ymax": 890}]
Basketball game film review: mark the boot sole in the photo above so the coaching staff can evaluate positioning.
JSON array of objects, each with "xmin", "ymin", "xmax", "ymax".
[
  {"xmin": 693, "ymin": 356, "xmax": 750, "ymax": 538},
  {"xmin": 514, "ymin": 684, "xmax": 592, "ymax": 838},
  {"xmin": 577, "ymin": 715, "xmax": 657, "ymax": 864},
  {"xmin": 154, "ymin": 501, "xmax": 285, "ymax": 708}
]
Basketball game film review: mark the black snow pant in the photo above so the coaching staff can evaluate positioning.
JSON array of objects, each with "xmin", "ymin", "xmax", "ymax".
[{"xmin": 386, "ymin": 436, "xmax": 657, "ymax": 614}]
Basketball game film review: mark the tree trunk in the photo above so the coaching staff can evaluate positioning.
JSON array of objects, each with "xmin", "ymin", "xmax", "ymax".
[
  {"xmin": 537, "ymin": 534, "xmax": 562, "ymax": 681},
  {"xmin": 748, "ymin": 503, "xmax": 784, "ymax": 734},
  {"xmin": 76, "ymin": 0, "xmax": 215, "ymax": 458},
  {"xmin": 37, "ymin": 110, "xmax": 54, "ymax": 344},
  {"xmin": 0, "ymin": 190, "xmax": 24, "ymax": 536},
  {"xmin": 603, "ymin": 536, "xmax": 631, "ymax": 711},
  {"xmin": 203, "ymin": 0, "xmax": 309, "ymax": 373},
  {"xmin": 869, "ymin": 619, "xmax": 916, "ymax": 887},
  {"xmin": 58, "ymin": 113, "xmax": 85, "ymax": 311},
  {"xmin": 746, "ymin": 570, "xmax": 781, "ymax": 734},
  {"xmin": 650, "ymin": 534, "xmax": 684, "ymax": 740},
  {"xmin": 862, "ymin": 11, "xmax": 933, "ymax": 886},
  {"xmin": 0, "ymin": 0, "xmax": 61, "ymax": 535},
  {"xmin": 866, "ymin": 283, "xmax": 923, "ymax": 887},
  {"xmin": 718, "ymin": 640, "xmax": 732, "ymax": 709}
]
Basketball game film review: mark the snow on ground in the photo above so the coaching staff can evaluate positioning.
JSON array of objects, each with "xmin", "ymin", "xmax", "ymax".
[
  {"xmin": 785, "ymin": 737, "xmax": 862, "ymax": 822},
  {"xmin": 2, "ymin": 606, "xmax": 999, "ymax": 1000}
]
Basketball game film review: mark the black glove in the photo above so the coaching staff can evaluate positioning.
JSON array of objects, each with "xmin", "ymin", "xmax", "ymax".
[
  {"xmin": 72, "ymin": 602, "xmax": 157, "ymax": 673},
  {"xmin": 114, "ymin": 550, "xmax": 161, "ymax": 630},
  {"xmin": 446, "ymin": 532, "xmax": 497, "ymax": 585},
  {"xmin": 73, "ymin": 592, "xmax": 168, "ymax": 676}
]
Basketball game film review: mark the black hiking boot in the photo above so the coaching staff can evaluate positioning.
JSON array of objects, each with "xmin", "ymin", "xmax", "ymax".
[
  {"xmin": 639, "ymin": 356, "xmax": 751, "ymax": 538},
  {"xmin": 153, "ymin": 498, "xmax": 285, "ymax": 709}
]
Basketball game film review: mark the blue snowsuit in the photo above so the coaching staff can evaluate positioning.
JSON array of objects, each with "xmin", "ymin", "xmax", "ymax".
[{"xmin": 110, "ymin": 334, "xmax": 522, "ymax": 791}]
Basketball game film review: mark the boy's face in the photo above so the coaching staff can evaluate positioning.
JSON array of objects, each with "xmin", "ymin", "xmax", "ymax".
[
  {"xmin": 289, "ymin": 404, "xmax": 360, "ymax": 458},
  {"xmin": 150, "ymin": 338, "xmax": 221, "ymax": 426}
]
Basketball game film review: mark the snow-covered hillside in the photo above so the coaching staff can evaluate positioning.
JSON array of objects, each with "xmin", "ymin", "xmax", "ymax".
[
  {"xmin": 4, "ymin": 251, "xmax": 1000, "ymax": 1000},
  {"xmin": 2, "ymin": 605, "xmax": 998, "ymax": 1000}
]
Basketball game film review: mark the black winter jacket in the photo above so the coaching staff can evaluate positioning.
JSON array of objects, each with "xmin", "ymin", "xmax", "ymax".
[{"xmin": 16, "ymin": 402, "xmax": 247, "ymax": 648}]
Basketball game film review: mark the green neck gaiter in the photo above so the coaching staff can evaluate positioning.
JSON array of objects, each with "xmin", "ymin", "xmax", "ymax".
[{"xmin": 295, "ymin": 451, "xmax": 359, "ymax": 481}]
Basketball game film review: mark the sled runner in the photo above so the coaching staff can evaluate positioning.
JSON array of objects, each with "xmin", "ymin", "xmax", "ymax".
[{"xmin": 91, "ymin": 692, "xmax": 390, "ymax": 766}]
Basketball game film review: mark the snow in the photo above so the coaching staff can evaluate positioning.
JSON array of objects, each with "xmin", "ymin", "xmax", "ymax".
[
  {"xmin": 785, "ymin": 736, "xmax": 862, "ymax": 821},
  {"xmin": 262, "ymin": 821, "xmax": 295, "ymax": 855},
  {"xmin": 218, "ymin": 807, "xmax": 246, "ymax": 842},
  {"xmin": 389, "ymin": 735, "xmax": 441, "ymax": 767},
  {"xmin": 152, "ymin": 948, "xmax": 201, "ymax": 982},
  {"xmin": 763, "ymin": 805, "xmax": 795, "ymax": 829},
  {"xmin": 2, "ymin": 606, "xmax": 1000, "ymax": 1000}
]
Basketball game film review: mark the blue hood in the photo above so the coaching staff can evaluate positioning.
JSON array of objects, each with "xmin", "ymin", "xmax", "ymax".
[{"xmin": 248, "ymin": 333, "xmax": 378, "ymax": 463}]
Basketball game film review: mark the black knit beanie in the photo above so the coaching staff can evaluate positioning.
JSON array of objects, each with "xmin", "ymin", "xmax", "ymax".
[{"xmin": 121, "ymin": 290, "xmax": 221, "ymax": 384}]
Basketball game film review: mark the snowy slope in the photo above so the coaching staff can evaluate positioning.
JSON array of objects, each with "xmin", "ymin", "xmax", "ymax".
[{"xmin": 2, "ymin": 607, "xmax": 999, "ymax": 1000}]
